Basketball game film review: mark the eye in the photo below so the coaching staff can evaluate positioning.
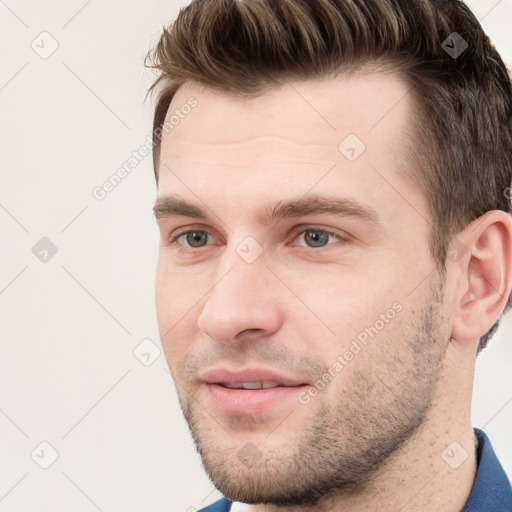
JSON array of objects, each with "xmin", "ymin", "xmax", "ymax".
[
  {"xmin": 294, "ymin": 228, "xmax": 345, "ymax": 248},
  {"xmin": 168, "ymin": 227, "xmax": 347, "ymax": 251},
  {"xmin": 170, "ymin": 230, "xmax": 216, "ymax": 248}
]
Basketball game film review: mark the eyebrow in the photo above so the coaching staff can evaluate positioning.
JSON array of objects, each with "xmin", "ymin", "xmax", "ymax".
[{"xmin": 153, "ymin": 193, "xmax": 382, "ymax": 227}]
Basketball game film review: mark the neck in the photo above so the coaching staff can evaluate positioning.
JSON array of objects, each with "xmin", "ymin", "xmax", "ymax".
[{"xmin": 250, "ymin": 341, "xmax": 478, "ymax": 512}]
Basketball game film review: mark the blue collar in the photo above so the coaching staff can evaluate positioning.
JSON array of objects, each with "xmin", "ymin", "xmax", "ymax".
[
  {"xmin": 461, "ymin": 428, "xmax": 511, "ymax": 511},
  {"xmin": 199, "ymin": 428, "xmax": 511, "ymax": 512}
]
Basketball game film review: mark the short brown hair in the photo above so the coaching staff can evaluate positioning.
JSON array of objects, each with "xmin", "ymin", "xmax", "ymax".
[{"xmin": 145, "ymin": 0, "xmax": 512, "ymax": 351}]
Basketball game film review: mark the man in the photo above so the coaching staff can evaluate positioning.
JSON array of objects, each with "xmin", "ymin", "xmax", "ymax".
[{"xmin": 146, "ymin": 0, "xmax": 512, "ymax": 510}]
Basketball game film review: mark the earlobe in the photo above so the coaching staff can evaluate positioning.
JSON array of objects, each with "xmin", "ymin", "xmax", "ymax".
[{"xmin": 451, "ymin": 211, "xmax": 512, "ymax": 342}]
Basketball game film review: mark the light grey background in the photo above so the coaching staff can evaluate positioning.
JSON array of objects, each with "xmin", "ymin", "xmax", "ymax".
[{"xmin": 1, "ymin": 1, "xmax": 511, "ymax": 511}]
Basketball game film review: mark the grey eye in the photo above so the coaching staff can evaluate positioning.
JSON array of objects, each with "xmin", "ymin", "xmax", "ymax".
[
  {"xmin": 184, "ymin": 231, "xmax": 210, "ymax": 248},
  {"xmin": 301, "ymin": 230, "xmax": 334, "ymax": 248}
]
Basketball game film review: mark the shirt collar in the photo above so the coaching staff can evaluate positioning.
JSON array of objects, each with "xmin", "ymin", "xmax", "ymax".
[{"xmin": 461, "ymin": 428, "xmax": 512, "ymax": 511}]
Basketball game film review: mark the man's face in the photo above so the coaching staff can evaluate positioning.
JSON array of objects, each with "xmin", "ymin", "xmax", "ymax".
[{"xmin": 154, "ymin": 73, "xmax": 452, "ymax": 505}]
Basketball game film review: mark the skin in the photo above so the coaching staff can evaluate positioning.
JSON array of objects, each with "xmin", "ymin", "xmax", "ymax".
[{"xmin": 154, "ymin": 71, "xmax": 512, "ymax": 511}]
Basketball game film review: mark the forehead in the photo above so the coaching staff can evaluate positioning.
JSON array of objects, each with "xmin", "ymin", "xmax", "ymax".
[
  {"xmin": 157, "ymin": 72, "xmax": 425, "ymax": 230},
  {"xmin": 164, "ymin": 70, "xmax": 411, "ymax": 143}
]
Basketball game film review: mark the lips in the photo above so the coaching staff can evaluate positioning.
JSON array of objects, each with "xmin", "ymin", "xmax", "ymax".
[
  {"xmin": 199, "ymin": 367, "xmax": 310, "ymax": 415},
  {"xmin": 199, "ymin": 367, "xmax": 310, "ymax": 388}
]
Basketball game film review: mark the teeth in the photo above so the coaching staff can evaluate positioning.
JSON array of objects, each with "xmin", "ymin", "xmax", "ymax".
[
  {"xmin": 242, "ymin": 382, "xmax": 265, "ymax": 389},
  {"xmin": 221, "ymin": 381, "xmax": 280, "ymax": 389},
  {"xmin": 221, "ymin": 383, "xmax": 243, "ymax": 389}
]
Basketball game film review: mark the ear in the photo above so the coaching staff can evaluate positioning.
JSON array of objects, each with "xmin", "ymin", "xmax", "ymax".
[{"xmin": 450, "ymin": 210, "xmax": 512, "ymax": 342}]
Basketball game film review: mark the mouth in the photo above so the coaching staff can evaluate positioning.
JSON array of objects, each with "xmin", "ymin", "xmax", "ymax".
[
  {"xmin": 199, "ymin": 367, "xmax": 311, "ymax": 415},
  {"xmin": 218, "ymin": 381, "xmax": 294, "ymax": 390}
]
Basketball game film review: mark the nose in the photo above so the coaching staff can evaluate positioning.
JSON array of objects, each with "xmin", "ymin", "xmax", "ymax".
[{"xmin": 197, "ymin": 251, "xmax": 283, "ymax": 345}]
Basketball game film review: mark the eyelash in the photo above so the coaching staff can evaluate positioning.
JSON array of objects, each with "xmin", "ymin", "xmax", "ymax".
[{"xmin": 168, "ymin": 226, "xmax": 349, "ymax": 251}]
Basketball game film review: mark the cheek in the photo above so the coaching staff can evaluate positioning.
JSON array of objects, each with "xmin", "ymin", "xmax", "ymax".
[
  {"xmin": 156, "ymin": 260, "xmax": 197, "ymax": 323},
  {"xmin": 288, "ymin": 271, "xmax": 395, "ymax": 335},
  {"xmin": 284, "ymin": 274, "xmax": 410, "ymax": 381},
  {"xmin": 155, "ymin": 266, "xmax": 202, "ymax": 360},
  {"xmin": 158, "ymin": 309, "xmax": 198, "ymax": 378}
]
